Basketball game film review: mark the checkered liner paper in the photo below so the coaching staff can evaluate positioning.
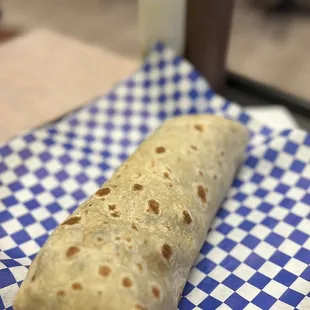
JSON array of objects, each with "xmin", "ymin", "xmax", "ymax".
[{"xmin": 1, "ymin": 44, "xmax": 310, "ymax": 310}]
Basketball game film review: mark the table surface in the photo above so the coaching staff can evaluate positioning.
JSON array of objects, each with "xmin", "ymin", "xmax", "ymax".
[
  {"xmin": 1, "ymin": 28, "xmax": 307, "ymax": 146},
  {"xmin": 0, "ymin": 28, "xmax": 138, "ymax": 144}
]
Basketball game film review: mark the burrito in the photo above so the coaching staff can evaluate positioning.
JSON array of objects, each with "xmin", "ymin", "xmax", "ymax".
[{"xmin": 14, "ymin": 115, "xmax": 248, "ymax": 310}]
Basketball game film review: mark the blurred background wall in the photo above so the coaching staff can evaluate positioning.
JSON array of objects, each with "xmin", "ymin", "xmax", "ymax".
[{"xmin": 2, "ymin": 0, "xmax": 310, "ymax": 100}]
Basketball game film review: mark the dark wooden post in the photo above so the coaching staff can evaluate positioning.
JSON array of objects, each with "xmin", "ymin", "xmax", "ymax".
[{"xmin": 185, "ymin": 0, "xmax": 235, "ymax": 90}]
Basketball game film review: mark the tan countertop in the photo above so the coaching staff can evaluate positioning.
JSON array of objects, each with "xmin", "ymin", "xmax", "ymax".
[{"xmin": 0, "ymin": 28, "xmax": 139, "ymax": 143}]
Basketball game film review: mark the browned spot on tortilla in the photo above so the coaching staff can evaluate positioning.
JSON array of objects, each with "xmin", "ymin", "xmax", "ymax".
[
  {"xmin": 98, "ymin": 291, "xmax": 102, "ymax": 295},
  {"xmin": 151, "ymin": 160, "xmax": 156, "ymax": 168},
  {"xmin": 132, "ymin": 223, "xmax": 138, "ymax": 231},
  {"xmin": 137, "ymin": 263, "xmax": 143, "ymax": 272},
  {"xmin": 99, "ymin": 265, "xmax": 111, "ymax": 277},
  {"xmin": 111, "ymin": 211, "xmax": 120, "ymax": 217},
  {"xmin": 96, "ymin": 187, "xmax": 111, "ymax": 196},
  {"xmin": 163, "ymin": 172, "xmax": 171, "ymax": 179},
  {"xmin": 197, "ymin": 185, "xmax": 207, "ymax": 204},
  {"xmin": 163, "ymin": 222, "xmax": 171, "ymax": 231},
  {"xmin": 72, "ymin": 283, "xmax": 83, "ymax": 290},
  {"xmin": 199, "ymin": 171, "xmax": 204, "ymax": 177},
  {"xmin": 221, "ymin": 151, "xmax": 225, "ymax": 156},
  {"xmin": 126, "ymin": 237, "xmax": 132, "ymax": 242},
  {"xmin": 161, "ymin": 244, "xmax": 172, "ymax": 260},
  {"xmin": 152, "ymin": 286, "xmax": 161, "ymax": 299},
  {"xmin": 66, "ymin": 246, "xmax": 80, "ymax": 258},
  {"xmin": 56, "ymin": 290, "xmax": 65, "ymax": 297},
  {"xmin": 115, "ymin": 237, "xmax": 121, "ymax": 240},
  {"xmin": 169, "ymin": 183, "xmax": 173, "ymax": 188},
  {"xmin": 97, "ymin": 236, "xmax": 103, "ymax": 242},
  {"xmin": 182, "ymin": 210, "xmax": 192, "ymax": 224},
  {"xmin": 190, "ymin": 145, "xmax": 198, "ymax": 150},
  {"xmin": 156, "ymin": 146, "xmax": 166, "ymax": 154},
  {"xmin": 213, "ymin": 174, "xmax": 218, "ymax": 180},
  {"xmin": 135, "ymin": 304, "xmax": 146, "ymax": 310},
  {"xmin": 63, "ymin": 216, "xmax": 81, "ymax": 225},
  {"xmin": 147, "ymin": 199, "xmax": 160, "ymax": 215},
  {"xmin": 122, "ymin": 277, "xmax": 133, "ymax": 288},
  {"xmin": 218, "ymin": 160, "xmax": 222, "ymax": 167},
  {"xmin": 116, "ymin": 175, "xmax": 121, "ymax": 179},
  {"xmin": 111, "ymin": 185, "xmax": 117, "ymax": 188},
  {"xmin": 133, "ymin": 184, "xmax": 143, "ymax": 191},
  {"xmin": 108, "ymin": 204, "xmax": 116, "ymax": 210},
  {"xmin": 87, "ymin": 202, "xmax": 94, "ymax": 208},
  {"xmin": 31, "ymin": 274, "xmax": 36, "ymax": 282},
  {"xmin": 194, "ymin": 124, "xmax": 204, "ymax": 132}
]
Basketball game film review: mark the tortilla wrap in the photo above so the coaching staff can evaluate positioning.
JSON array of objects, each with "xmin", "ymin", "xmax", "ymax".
[{"xmin": 14, "ymin": 115, "xmax": 249, "ymax": 310}]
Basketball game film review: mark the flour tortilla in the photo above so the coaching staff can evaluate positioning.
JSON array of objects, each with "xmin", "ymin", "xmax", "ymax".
[{"xmin": 14, "ymin": 115, "xmax": 249, "ymax": 310}]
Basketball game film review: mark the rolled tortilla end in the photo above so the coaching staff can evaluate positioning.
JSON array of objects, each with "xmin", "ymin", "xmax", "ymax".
[{"xmin": 14, "ymin": 115, "xmax": 249, "ymax": 310}]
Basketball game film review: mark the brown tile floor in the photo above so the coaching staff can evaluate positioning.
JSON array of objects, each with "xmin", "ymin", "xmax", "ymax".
[
  {"xmin": 2, "ymin": 0, "xmax": 139, "ymax": 59},
  {"xmin": 2, "ymin": 0, "xmax": 310, "ymax": 100},
  {"xmin": 229, "ymin": 0, "xmax": 310, "ymax": 101}
]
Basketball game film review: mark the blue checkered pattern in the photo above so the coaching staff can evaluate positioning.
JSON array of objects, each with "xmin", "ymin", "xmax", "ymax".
[{"xmin": 0, "ymin": 43, "xmax": 309, "ymax": 310}]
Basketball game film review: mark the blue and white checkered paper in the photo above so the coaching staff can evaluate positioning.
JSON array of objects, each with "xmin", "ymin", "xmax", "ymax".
[{"xmin": 1, "ymin": 43, "xmax": 310, "ymax": 310}]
